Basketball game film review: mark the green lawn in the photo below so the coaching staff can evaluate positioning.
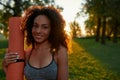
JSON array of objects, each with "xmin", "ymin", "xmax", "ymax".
[
  {"xmin": 0, "ymin": 38, "xmax": 120, "ymax": 80},
  {"xmin": 74, "ymin": 38, "xmax": 120, "ymax": 75},
  {"xmin": 69, "ymin": 38, "xmax": 120, "ymax": 80}
]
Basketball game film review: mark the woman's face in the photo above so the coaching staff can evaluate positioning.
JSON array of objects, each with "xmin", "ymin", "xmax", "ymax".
[{"xmin": 32, "ymin": 15, "xmax": 51, "ymax": 44}]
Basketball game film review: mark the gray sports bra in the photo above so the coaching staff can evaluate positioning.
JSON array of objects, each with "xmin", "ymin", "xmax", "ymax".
[{"xmin": 24, "ymin": 54, "xmax": 57, "ymax": 80}]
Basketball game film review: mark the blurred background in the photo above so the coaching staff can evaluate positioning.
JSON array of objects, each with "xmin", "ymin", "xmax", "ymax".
[{"xmin": 0, "ymin": 0, "xmax": 120, "ymax": 80}]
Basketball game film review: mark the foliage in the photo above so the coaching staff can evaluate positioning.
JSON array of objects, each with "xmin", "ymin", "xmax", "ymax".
[
  {"xmin": 69, "ymin": 21, "xmax": 81, "ymax": 38},
  {"xmin": 0, "ymin": 0, "xmax": 63, "ymax": 38},
  {"xmin": 78, "ymin": 0, "xmax": 120, "ymax": 43},
  {"xmin": 0, "ymin": 39, "xmax": 8, "ymax": 48}
]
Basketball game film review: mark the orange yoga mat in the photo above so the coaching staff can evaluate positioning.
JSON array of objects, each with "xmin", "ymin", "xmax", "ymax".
[{"xmin": 6, "ymin": 17, "xmax": 25, "ymax": 80}]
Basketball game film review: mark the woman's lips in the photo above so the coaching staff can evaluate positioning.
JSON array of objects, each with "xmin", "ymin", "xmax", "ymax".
[{"xmin": 34, "ymin": 35, "xmax": 43, "ymax": 39}]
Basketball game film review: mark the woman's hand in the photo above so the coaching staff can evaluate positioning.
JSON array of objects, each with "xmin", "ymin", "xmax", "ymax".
[{"xmin": 2, "ymin": 52, "xmax": 19, "ymax": 74}]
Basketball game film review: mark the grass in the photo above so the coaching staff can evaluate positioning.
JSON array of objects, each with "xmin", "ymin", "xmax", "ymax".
[
  {"xmin": 74, "ymin": 38, "xmax": 120, "ymax": 75},
  {"xmin": 0, "ymin": 38, "xmax": 120, "ymax": 80},
  {"xmin": 69, "ymin": 38, "xmax": 120, "ymax": 80},
  {"xmin": 0, "ymin": 48, "xmax": 6, "ymax": 80}
]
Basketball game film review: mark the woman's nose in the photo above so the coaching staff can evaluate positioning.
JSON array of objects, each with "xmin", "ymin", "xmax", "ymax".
[{"xmin": 36, "ymin": 27, "xmax": 42, "ymax": 33}]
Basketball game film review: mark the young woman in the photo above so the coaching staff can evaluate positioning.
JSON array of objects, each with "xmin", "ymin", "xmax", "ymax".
[{"xmin": 2, "ymin": 6, "xmax": 69, "ymax": 80}]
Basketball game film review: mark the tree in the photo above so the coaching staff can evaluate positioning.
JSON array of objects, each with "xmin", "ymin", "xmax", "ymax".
[
  {"xmin": 106, "ymin": 0, "xmax": 120, "ymax": 43},
  {"xmin": 69, "ymin": 21, "xmax": 81, "ymax": 38},
  {"xmin": 0, "ymin": 0, "xmax": 63, "ymax": 38},
  {"xmin": 80, "ymin": 0, "xmax": 120, "ymax": 44}
]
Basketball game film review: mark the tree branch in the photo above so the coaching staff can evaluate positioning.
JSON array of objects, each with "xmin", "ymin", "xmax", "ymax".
[{"xmin": 0, "ymin": 1, "xmax": 13, "ymax": 10}]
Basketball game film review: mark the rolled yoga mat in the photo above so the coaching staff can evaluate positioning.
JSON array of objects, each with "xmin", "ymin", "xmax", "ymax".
[{"xmin": 6, "ymin": 17, "xmax": 25, "ymax": 80}]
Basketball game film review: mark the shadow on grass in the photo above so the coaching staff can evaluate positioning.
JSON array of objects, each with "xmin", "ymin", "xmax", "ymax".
[
  {"xmin": 74, "ymin": 38, "xmax": 120, "ymax": 75},
  {"xmin": 68, "ymin": 39, "xmax": 120, "ymax": 80}
]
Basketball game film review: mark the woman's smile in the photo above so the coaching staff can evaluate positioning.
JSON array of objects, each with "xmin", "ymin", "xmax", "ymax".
[
  {"xmin": 34, "ymin": 35, "xmax": 44, "ymax": 40},
  {"xmin": 32, "ymin": 15, "xmax": 51, "ymax": 43}
]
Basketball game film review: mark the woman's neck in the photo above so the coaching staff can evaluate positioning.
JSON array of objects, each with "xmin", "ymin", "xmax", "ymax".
[{"xmin": 34, "ymin": 41, "xmax": 51, "ymax": 51}]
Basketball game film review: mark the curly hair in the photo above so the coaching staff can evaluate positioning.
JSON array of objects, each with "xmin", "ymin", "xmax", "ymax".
[{"xmin": 21, "ymin": 6, "xmax": 69, "ymax": 52}]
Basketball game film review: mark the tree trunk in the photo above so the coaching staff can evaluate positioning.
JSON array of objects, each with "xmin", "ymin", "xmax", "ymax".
[
  {"xmin": 113, "ymin": 19, "xmax": 118, "ymax": 43},
  {"xmin": 95, "ymin": 17, "xmax": 101, "ymax": 42},
  {"xmin": 101, "ymin": 16, "xmax": 106, "ymax": 44},
  {"xmin": 13, "ymin": 0, "xmax": 22, "ymax": 16}
]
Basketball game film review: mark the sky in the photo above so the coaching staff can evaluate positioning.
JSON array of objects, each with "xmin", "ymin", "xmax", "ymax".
[
  {"xmin": 55, "ymin": 0, "xmax": 81, "ymax": 22},
  {"xmin": 55, "ymin": 0, "xmax": 88, "ymax": 35}
]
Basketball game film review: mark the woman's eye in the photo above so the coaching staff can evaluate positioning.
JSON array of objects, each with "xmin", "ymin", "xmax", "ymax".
[
  {"xmin": 33, "ymin": 24, "xmax": 38, "ymax": 28},
  {"xmin": 43, "ymin": 26, "xmax": 48, "ymax": 29},
  {"xmin": 42, "ymin": 25, "xmax": 50, "ymax": 29}
]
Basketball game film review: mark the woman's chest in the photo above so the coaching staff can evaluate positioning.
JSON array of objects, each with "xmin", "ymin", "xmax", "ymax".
[{"xmin": 24, "ymin": 60, "xmax": 57, "ymax": 80}]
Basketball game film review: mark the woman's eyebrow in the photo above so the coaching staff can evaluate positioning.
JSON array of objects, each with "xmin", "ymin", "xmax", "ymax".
[
  {"xmin": 42, "ymin": 24, "xmax": 49, "ymax": 25},
  {"xmin": 33, "ymin": 22, "xmax": 50, "ymax": 26}
]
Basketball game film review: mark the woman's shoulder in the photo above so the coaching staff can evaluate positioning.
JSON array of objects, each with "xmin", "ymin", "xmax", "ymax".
[
  {"xmin": 58, "ymin": 45, "xmax": 67, "ymax": 54},
  {"xmin": 56, "ymin": 46, "xmax": 68, "ymax": 60}
]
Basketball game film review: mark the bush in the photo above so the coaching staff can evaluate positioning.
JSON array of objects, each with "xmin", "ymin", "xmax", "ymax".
[{"xmin": 0, "ymin": 39, "xmax": 8, "ymax": 48}]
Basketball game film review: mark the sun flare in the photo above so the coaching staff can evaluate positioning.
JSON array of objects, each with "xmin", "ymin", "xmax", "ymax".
[{"xmin": 64, "ymin": 25, "xmax": 71, "ymax": 37}]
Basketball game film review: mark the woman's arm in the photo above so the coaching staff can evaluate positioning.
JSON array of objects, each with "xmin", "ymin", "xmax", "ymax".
[
  {"xmin": 57, "ymin": 46, "xmax": 68, "ymax": 80},
  {"xmin": 2, "ymin": 53, "xmax": 18, "ymax": 74},
  {"xmin": 2, "ymin": 49, "xmax": 31, "ymax": 74},
  {"xmin": 2, "ymin": 59, "xmax": 7, "ymax": 74}
]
